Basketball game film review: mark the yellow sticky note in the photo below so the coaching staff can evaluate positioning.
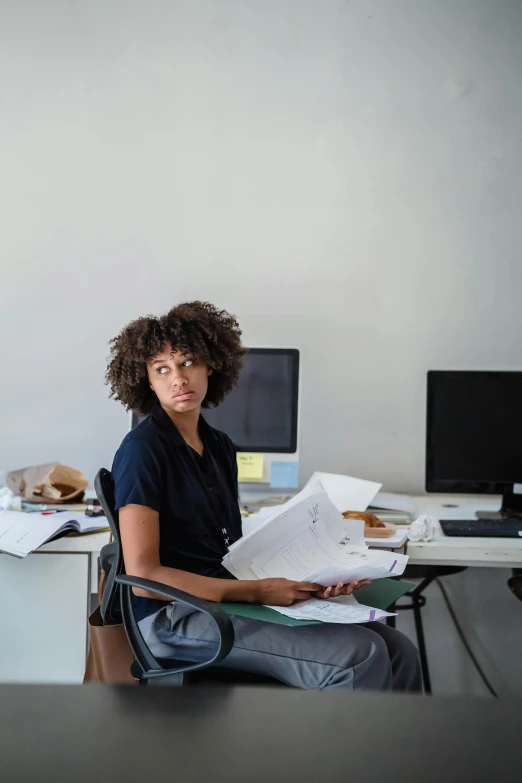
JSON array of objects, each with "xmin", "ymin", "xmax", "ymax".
[{"xmin": 237, "ymin": 453, "xmax": 265, "ymax": 481}]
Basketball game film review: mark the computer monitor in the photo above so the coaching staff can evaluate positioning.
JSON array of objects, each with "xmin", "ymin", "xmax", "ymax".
[
  {"xmin": 426, "ymin": 370, "xmax": 522, "ymax": 518},
  {"xmin": 131, "ymin": 347, "xmax": 300, "ymax": 485},
  {"xmin": 204, "ymin": 347, "xmax": 300, "ymax": 484}
]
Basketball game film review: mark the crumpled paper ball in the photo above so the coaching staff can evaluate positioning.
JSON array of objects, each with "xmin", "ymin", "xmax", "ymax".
[
  {"xmin": 0, "ymin": 486, "xmax": 22, "ymax": 511},
  {"xmin": 408, "ymin": 514, "xmax": 438, "ymax": 542}
]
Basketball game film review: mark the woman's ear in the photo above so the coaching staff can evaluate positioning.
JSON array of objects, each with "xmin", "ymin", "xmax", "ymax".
[{"xmin": 208, "ymin": 368, "xmax": 213, "ymax": 376}]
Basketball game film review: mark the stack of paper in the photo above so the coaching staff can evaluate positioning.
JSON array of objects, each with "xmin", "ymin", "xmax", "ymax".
[
  {"xmin": 301, "ymin": 475, "xmax": 414, "ymax": 524},
  {"xmin": 302, "ymin": 472, "xmax": 382, "ymax": 513},
  {"xmin": 364, "ymin": 528, "xmax": 409, "ymax": 549},
  {"xmin": 244, "ymin": 509, "xmax": 409, "ymax": 550},
  {"xmin": 265, "ymin": 594, "xmax": 394, "ymax": 624},
  {"xmin": 224, "ymin": 479, "xmax": 408, "ymax": 624},
  {"xmin": 0, "ymin": 510, "xmax": 109, "ymax": 557},
  {"xmin": 370, "ymin": 492, "xmax": 416, "ymax": 514}
]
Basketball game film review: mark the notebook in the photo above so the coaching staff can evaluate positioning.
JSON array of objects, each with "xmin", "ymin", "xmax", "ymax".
[{"xmin": 0, "ymin": 510, "xmax": 109, "ymax": 558}]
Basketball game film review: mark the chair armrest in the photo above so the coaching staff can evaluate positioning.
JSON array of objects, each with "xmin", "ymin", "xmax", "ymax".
[{"xmin": 115, "ymin": 575, "xmax": 235, "ymax": 681}]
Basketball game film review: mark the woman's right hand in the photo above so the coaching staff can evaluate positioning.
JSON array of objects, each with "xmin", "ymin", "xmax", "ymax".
[{"xmin": 254, "ymin": 578, "xmax": 323, "ymax": 606}]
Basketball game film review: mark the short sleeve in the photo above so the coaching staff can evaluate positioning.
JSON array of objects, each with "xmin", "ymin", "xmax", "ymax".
[{"xmin": 112, "ymin": 438, "xmax": 163, "ymax": 512}]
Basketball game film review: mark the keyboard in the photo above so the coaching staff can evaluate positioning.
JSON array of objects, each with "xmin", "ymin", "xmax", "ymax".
[{"xmin": 440, "ymin": 519, "xmax": 522, "ymax": 538}]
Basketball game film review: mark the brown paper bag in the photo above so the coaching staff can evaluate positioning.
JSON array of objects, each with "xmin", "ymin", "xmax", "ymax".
[{"xmin": 7, "ymin": 463, "xmax": 88, "ymax": 503}]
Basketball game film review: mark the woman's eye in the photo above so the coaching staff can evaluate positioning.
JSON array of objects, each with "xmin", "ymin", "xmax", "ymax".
[
  {"xmin": 182, "ymin": 359, "xmax": 194, "ymax": 367},
  {"xmin": 157, "ymin": 366, "xmax": 169, "ymax": 374}
]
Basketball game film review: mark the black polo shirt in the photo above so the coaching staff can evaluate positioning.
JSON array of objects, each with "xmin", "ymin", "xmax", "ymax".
[{"xmin": 112, "ymin": 403, "xmax": 242, "ymax": 621}]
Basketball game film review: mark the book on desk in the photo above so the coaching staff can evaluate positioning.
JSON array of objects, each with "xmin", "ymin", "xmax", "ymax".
[{"xmin": 0, "ymin": 510, "xmax": 109, "ymax": 558}]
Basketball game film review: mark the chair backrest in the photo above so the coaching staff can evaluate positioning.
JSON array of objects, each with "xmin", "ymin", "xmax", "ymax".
[{"xmin": 94, "ymin": 468, "xmax": 124, "ymax": 624}]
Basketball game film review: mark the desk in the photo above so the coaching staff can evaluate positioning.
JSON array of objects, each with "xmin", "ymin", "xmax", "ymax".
[
  {"xmin": 1, "ymin": 685, "xmax": 520, "ymax": 782},
  {"xmin": 1, "ymin": 494, "xmax": 521, "ymax": 685},
  {"xmin": 240, "ymin": 492, "xmax": 522, "ymax": 568},
  {"xmin": 0, "ymin": 532, "xmax": 110, "ymax": 684},
  {"xmin": 389, "ymin": 495, "xmax": 522, "ymax": 693},
  {"xmin": 407, "ymin": 495, "xmax": 522, "ymax": 568}
]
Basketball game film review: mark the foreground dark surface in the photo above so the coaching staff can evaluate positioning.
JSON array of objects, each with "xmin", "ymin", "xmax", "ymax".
[{"xmin": 1, "ymin": 685, "xmax": 520, "ymax": 782}]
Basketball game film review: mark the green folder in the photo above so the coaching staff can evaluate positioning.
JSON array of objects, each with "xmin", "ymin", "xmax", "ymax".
[
  {"xmin": 220, "ymin": 578, "xmax": 415, "ymax": 627},
  {"xmin": 220, "ymin": 602, "xmax": 317, "ymax": 627},
  {"xmin": 356, "ymin": 579, "xmax": 414, "ymax": 612}
]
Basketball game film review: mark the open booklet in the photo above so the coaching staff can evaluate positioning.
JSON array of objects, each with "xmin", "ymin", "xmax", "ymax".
[
  {"xmin": 0, "ymin": 510, "xmax": 109, "ymax": 557},
  {"xmin": 223, "ymin": 479, "xmax": 409, "ymax": 624}
]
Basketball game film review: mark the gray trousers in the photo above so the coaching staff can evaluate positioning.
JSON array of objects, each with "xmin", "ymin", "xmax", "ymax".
[{"xmin": 139, "ymin": 602, "xmax": 423, "ymax": 692}]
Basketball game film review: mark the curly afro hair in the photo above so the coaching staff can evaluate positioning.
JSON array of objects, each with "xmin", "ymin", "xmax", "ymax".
[{"xmin": 106, "ymin": 301, "xmax": 247, "ymax": 415}]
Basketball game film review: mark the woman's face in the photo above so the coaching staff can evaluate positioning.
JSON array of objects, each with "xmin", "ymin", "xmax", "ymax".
[{"xmin": 147, "ymin": 344, "xmax": 212, "ymax": 414}]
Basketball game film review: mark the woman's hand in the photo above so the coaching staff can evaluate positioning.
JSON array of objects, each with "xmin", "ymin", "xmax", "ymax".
[
  {"xmin": 252, "ymin": 578, "xmax": 372, "ymax": 605},
  {"xmin": 254, "ymin": 578, "xmax": 325, "ymax": 606},
  {"xmin": 314, "ymin": 579, "xmax": 372, "ymax": 599}
]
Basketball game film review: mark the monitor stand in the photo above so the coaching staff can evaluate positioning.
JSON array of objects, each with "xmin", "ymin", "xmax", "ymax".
[{"xmin": 476, "ymin": 492, "xmax": 522, "ymax": 520}]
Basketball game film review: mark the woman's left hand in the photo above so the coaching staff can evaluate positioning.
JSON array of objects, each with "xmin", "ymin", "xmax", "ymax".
[{"xmin": 314, "ymin": 579, "xmax": 371, "ymax": 599}]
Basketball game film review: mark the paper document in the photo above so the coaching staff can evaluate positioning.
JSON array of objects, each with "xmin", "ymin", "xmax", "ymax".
[
  {"xmin": 267, "ymin": 594, "xmax": 395, "ymax": 624},
  {"xmin": 243, "ymin": 504, "xmax": 409, "ymax": 549},
  {"xmin": 248, "ymin": 517, "xmax": 370, "ymax": 582},
  {"xmin": 370, "ymin": 492, "xmax": 416, "ymax": 514},
  {"xmin": 305, "ymin": 548, "xmax": 407, "ymax": 586},
  {"xmin": 224, "ymin": 481, "xmax": 348, "ymax": 580},
  {"xmin": 222, "ymin": 480, "xmax": 409, "ymax": 624},
  {"xmin": 241, "ymin": 505, "xmax": 284, "ymax": 538},
  {"xmin": 302, "ymin": 472, "xmax": 381, "ymax": 513},
  {"xmin": 0, "ymin": 510, "xmax": 108, "ymax": 557}
]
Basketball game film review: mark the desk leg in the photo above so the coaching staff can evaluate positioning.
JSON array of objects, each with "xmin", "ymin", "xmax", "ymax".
[
  {"xmin": 412, "ymin": 593, "xmax": 432, "ymax": 695},
  {"xmin": 397, "ymin": 576, "xmax": 436, "ymax": 695}
]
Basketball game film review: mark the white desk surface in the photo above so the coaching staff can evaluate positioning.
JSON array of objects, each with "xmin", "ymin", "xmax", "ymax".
[
  {"xmin": 406, "ymin": 494, "xmax": 522, "ymax": 568},
  {"xmin": 38, "ymin": 531, "xmax": 111, "ymax": 555},
  {"xmin": 37, "ymin": 494, "xmax": 522, "ymax": 569}
]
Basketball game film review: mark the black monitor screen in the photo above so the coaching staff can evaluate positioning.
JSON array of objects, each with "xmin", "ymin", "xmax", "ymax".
[
  {"xmin": 426, "ymin": 371, "xmax": 522, "ymax": 492},
  {"xmin": 204, "ymin": 348, "xmax": 299, "ymax": 453}
]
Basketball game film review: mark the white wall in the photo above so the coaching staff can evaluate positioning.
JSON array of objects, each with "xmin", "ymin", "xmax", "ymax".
[{"xmin": 1, "ymin": 0, "xmax": 521, "ymax": 492}]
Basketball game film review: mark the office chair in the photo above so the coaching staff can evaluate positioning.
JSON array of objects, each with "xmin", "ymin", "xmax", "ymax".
[{"xmin": 94, "ymin": 468, "xmax": 283, "ymax": 686}]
